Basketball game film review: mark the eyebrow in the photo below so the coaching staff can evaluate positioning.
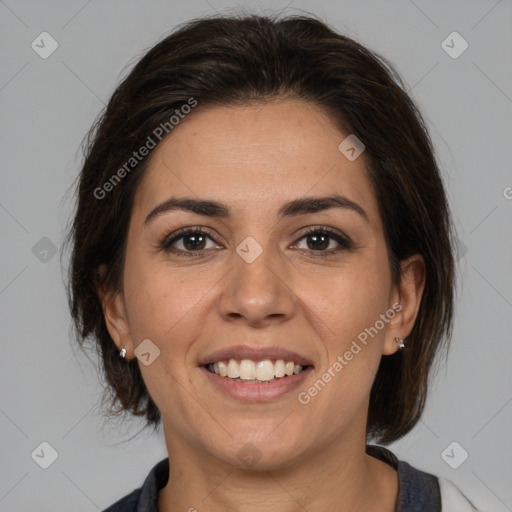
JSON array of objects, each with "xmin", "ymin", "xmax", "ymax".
[{"xmin": 144, "ymin": 194, "xmax": 369, "ymax": 225}]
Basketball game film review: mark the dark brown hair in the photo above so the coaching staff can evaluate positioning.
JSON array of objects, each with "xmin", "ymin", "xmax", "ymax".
[{"xmin": 64, "ymin": 13, "xmax": 456, "ymax": 444}]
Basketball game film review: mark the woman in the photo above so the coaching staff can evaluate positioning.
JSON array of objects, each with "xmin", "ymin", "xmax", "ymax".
[{"xmin": 66, "ymin": 13, "xmax": 477, "ymax": 511}]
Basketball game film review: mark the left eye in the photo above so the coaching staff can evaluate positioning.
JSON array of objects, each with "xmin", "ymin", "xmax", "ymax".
[{"xmin": 293, "ymin": 230, "xmax": 351, "ymax": 252}]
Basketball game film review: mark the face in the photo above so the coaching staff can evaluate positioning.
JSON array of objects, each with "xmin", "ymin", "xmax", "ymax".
[{"xmin": 102, "ymin": 99, "xmax": 423, "ymax": 470}]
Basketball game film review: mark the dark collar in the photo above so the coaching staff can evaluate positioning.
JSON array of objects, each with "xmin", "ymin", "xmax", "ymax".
[
  {"xmin": 366, "ymin": 445, "xmax": 441, "ymax": 511},
  {"xmin": 103, "ymin": 445, "xmax": 441, "ymax": 511}
]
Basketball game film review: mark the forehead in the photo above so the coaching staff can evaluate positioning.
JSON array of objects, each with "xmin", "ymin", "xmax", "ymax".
[{"xmin": 133, "ymin": 99, "xmax": 380, "ymax": 227}]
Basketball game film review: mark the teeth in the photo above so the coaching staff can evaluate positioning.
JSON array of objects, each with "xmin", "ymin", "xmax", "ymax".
[
  {"xmin": 275, "ymin": 359, "xmax": 286, "ymax": 377},
  {"xmin": 239, "ymin": 360, "xmax": 256, "ymax": 380},
  {"xmin": 255, "ymin": 360, "xmax": 274, "ymax": 381},
  {"xmin": 227, "ymin": 359, "xmax": 240, "ymax": 378},
  {"xmin": 218, "ymin": 361, "xmax": 228, "ymax": 377},
  {"xmin": 208, "ymin": 358, "xmax": 305, "ymax": 382}
]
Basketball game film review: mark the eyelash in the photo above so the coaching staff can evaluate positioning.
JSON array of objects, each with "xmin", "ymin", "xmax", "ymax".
[{"xmin": 159, "ymin": 226, "xmax": 354, "ymax": 258}]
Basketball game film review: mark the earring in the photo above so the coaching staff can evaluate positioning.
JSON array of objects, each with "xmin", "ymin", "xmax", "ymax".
[
  {"xmin": 120, "ymin": 348, "xmax": 127, "ymax": 358},
  {"xmin": 395, "ymin": 337, "xmax": 405, "ymax": 350}
]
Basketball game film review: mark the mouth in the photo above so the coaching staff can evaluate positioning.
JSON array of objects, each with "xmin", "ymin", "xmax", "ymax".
[
  {"xmin": 203, "ymin": 358, "xmax": 313, "ymax": 384},
  {"xmin": 198, "ymin": 345, "xmax": 314, "ymax": 400}
]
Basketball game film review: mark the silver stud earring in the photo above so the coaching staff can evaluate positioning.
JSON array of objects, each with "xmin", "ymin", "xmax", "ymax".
[
  {"xmin": 395, "ymin": 337, "xmax": 405, "ymax": 350},
  {"xmin": 120, "ymin": 348, "xmax": 127, "ymax": 358}
]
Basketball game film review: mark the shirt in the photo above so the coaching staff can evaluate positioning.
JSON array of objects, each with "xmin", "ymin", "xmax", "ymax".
[{"xmin": 102, "ymin": 445, "xmax": 476, "ymax": 511}]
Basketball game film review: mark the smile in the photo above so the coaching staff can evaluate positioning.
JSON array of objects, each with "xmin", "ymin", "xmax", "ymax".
[
  {"xmin": 199, "ymin": 344, "xmax": 315, "ymax": 401},
  {"xmin": 205, "ymin": 358, "xmax": 309, "ymax": 383}
]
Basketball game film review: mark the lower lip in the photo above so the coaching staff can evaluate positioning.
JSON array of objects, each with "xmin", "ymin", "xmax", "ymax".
[{"xmin": 200, "ymin": 366, "xmax": 314, "ymax": 402}]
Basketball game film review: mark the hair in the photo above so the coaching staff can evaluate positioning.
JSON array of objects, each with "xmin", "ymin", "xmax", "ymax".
[{"xmin": 64, "ymin": 12, "xmax": 456, "ymax": 444}]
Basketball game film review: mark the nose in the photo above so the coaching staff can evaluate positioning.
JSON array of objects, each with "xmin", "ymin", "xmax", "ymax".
[{"xmin": 217, "ymin": 246, "xmax": 297, "ymax": 328}]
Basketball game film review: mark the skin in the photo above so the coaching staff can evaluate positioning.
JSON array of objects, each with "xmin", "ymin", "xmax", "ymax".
[{"xmin": 99, "ymin": 98, "xmax": 425, "ymax": 512}]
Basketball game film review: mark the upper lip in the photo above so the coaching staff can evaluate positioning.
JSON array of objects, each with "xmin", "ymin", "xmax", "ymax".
[{"xmin": 199, "ymin": 345, "xmax": 314, "ymax": 367}]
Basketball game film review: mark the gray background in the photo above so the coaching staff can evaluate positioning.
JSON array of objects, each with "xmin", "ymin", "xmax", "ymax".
[{"xmin": 1, "ymin": 0, "xmax": 511, "ymax": 510}]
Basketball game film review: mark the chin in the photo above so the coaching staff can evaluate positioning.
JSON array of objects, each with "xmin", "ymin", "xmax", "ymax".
[{"xmin": 208, "ymin": 434, "xmax": 308, "ymax": 472}]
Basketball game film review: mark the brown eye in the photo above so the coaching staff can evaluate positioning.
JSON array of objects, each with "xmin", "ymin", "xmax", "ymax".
[
  {"xmin": 160, "ymin": 228, "xmax": 222, "ymax": 255},
  {"xmin": 305, "ymin": 233, "xmax": 330, "ymax": 251},
  {"xmin": 293, "ymin": 227, "xmax": 353, "ymax": 255},
  {"xmin": 181, "ymin": 233, "xmax": 207, "ymax": 251}
]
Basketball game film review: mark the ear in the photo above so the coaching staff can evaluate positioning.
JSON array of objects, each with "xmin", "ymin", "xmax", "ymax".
[
  {"xmin": 382, "ymin": 254, "xmax": 426, "ymax": 355},
  {"xmin": 96, "ymin": 264, "xmax": 135, "ymax": 359}
]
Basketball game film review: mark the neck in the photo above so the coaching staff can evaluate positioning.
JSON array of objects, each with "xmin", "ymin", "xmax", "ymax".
[{"xmin": 157, "ymin": 426, "xmax": 398, "ymax": 512}]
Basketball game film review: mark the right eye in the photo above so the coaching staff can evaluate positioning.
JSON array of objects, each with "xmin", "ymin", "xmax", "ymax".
[{"xmin": 160, "ymin": 227, "xmax": 223, "ymax": 256}]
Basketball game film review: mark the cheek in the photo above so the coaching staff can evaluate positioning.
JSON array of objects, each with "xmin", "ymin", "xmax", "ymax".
[
  {"xmin": 296, "ymin": 254, "xmax": 391, "ymax": 402},
  {"xmin": 297, "ymin": 280, "xmax": 389, "ymax": 434},
  {"xmin": 302, "ymin": 262, "xmax": 391, "ymax": 344},
  {"xmin": 122, "ymin": 254, "xmax": 211, "ymax": 348},
  {"xmin": 122, "ymin": 258, "xmax": 213, "ymax": 429}
]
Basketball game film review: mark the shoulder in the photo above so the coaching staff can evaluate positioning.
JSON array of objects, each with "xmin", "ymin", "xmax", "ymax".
[
  {"xmin": 366, "ymin": 445, "xmax": 478, "ymax": 511},
  {"xmin": 438, "ymin": 477, "xmax": 478, "ymax": 511},
  {"xmin": 367, "ymin": 445, "xmax": 441, "ymax": 510},
  {"xmin": 102, "ymin": 458, "xmax": 169, "ymax": 512},
  {"xmin": 103, "ymin": 489, "xmax": 140, "ymax": 512}
]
